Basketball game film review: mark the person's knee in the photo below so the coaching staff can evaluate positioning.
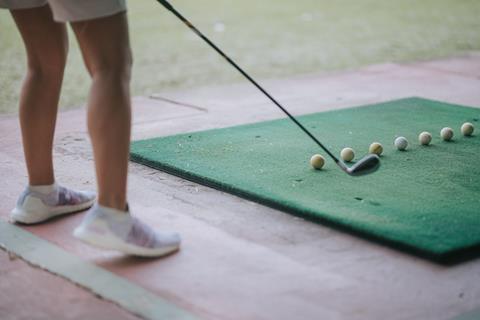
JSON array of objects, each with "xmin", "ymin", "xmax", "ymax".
[
  {"xmin": 26, "ymin": 44, "xmax": 68, "ymax": 82},
  {"xmin": 90, "ymin": 49, "xmax": 132, "ymax": 85}
]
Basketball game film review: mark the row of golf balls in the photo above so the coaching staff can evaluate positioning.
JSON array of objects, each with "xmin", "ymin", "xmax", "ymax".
[
  {"xmin": 394, "ymin": 122, "xmax": 474, "ymax": 151},
  {"xmin": 310, "ymin": 122, "xmax": 475, "ymax": 169}
]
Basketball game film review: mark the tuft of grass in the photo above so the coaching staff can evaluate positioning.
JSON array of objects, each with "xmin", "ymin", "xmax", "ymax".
[{"xmin": 1, "ymin": 0, "xmax": 480, "ymax": 113}]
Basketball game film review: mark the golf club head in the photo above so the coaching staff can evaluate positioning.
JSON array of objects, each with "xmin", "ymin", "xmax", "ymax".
[{"xmin": 337, "ymin": 154, "xmax": 380, "ymax": 176}]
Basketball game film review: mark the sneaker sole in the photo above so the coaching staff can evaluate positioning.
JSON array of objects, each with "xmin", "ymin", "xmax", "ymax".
[
  {"xmin": 73, "ymin": 226, "xmax": 180, "ymax": 258},
  {"xmin": 10, "ymin": 198, "xmax": 96, "ymax": 224}
]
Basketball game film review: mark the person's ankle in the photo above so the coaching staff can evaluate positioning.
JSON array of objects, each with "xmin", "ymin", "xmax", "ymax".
[
  {"xmin": 97, "ymin": 197, "xmax": 128, "ymax": 212},
  {"xmin": 28, "ymin": 181, "xmax": 57, "ymax": 195},
  {"xmin": 29, "ymin": 177, "xmax": 55, "ymax": 187}
]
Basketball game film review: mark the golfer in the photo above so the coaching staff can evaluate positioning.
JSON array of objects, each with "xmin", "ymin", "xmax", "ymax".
[{"xmin": 1, "ymin": 0, "xmax": 181, "ymax": 257}]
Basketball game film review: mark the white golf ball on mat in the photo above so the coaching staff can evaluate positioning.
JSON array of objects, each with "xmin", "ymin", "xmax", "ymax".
[
  {"xmin": 394, "ymin": 136, "xmax": 408, "ymax": 151},
  {"xmin": 369, "ymin": 142, "xmax": 383, "ymax": 156},
  {"xmin": 419, "ymin": 131, "xmax": 432, "ymax": 145},
  {"xmin": 310, "ymin": 154, "xmax": 325, "ymax": 170},
  {"xmin": 461, "ymin": 122, "xmax": 474, "ymax": 136},
  {"xmin": 440, "ymin": 127, "xmax": 454, "ymax": 141},
  {"xmin": 340, "ymin": 147, "xmax": 355, "ymax": 162}
]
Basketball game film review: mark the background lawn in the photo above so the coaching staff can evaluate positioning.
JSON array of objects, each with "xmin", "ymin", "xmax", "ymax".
[{"xmin": 1, "ymin": 0, "xmax": 480, "ymax": 113}]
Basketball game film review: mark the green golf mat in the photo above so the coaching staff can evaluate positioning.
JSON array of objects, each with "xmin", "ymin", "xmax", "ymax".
[{"xmin": 130, "ymin": 97, "xmax": 480, "ymax": 263}]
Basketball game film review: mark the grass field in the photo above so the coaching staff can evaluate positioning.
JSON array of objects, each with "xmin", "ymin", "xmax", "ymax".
[{"xmin": 1, "ymin": 0, "xmax": 480, "ymax": 113}]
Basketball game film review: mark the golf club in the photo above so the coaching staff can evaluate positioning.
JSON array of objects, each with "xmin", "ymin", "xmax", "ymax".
[{"xmin": 156, "ymin": 0, "xmax": 380, "ymax": 176}]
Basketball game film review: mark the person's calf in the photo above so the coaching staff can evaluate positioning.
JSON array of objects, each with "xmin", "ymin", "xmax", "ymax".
[{"xmin": 85, "ymin": 70, "xmax": 132, "ymax": 211}]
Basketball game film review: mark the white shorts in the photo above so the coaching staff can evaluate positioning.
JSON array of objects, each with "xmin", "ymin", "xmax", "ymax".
[{"xmin": 0, "ymin": 0, "xmax": 127, "ymax": 22}]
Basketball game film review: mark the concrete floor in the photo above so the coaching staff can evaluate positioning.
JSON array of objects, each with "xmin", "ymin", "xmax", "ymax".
[
  {"xmin": 1, "ymin": 53, "xmax": 480, "ymax": 320},
  {"xmin": 0, "ymin": 249, "xmax": 141, "ymax": 320}
]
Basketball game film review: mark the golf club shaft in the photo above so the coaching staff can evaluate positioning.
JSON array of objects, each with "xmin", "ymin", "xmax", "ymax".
[{"xmin": 156, "ymin": 0, "xmax": 339, "ymax": 162}]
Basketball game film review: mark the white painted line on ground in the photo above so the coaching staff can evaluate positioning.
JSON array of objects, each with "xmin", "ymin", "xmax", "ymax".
[{"xmin": 0, "ymin": 219, "xmax": 198, "ymax": 320}]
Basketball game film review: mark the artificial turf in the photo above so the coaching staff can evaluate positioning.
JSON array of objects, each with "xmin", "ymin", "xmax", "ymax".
[{"xmin": 130, "ymin": 97, "xmax": 480, "ymax": 263}]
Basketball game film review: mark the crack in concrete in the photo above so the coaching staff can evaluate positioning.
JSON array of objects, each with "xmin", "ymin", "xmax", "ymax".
[{"xmin": 149, "ymin": 95, "xmax": 209, "ymax": 112}]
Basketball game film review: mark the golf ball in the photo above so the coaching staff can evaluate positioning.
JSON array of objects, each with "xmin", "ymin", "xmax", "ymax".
[
  {"xmin": 440, "ymin": 127, "xmax": 454, "ymax": 141},
  {"xmin": 394, "ymin": 136, "xmax": 408, "ymax": 151},
  {"xmin": 461, "ymin": 122, "xmax": 474, "ymax": 136},
  {"xmin": 369, "ymin": 142, "xmax": 383, "ymax": 156},
  {"xmin": 340, "ymin": 147, "xmax": 355, "ymax": 162},
  {"xmin": 419, "ymin": 131, "xmax": 432, "ymax": 145},
  {"xmin": 310, "ymin": 154, "xmax": 325, "ymax": 170}
]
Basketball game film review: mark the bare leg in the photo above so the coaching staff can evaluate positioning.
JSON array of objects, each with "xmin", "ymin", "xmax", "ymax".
[
  {"xmin": 71, "ymin": 12, "xmax": 132, "ymax": 211},
  {"xmin": 70, "ymin": 13, "xmax": 181, "ymax": 257},
  {"xmin": 10, "ymin": 5, "xmax": 68, "ymax": 186}
]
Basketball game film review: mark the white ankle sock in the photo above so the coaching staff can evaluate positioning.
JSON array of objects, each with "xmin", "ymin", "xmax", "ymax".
[
  {"xmin": 29, "ymin": 182, "xmax": 58, "ymax": 195},
  {"xmin": 96, "ymin": 204, "xmax": 130, "ymax": 217}
]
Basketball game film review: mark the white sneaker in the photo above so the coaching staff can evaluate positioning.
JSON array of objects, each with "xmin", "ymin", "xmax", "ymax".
[
  {"xmin": 73, "ymin": 204, "xmax": 181, "ymax": 257},
  {"xmin": 10, "ymin": 183, "xmax": 96, "ymax": 224}
]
